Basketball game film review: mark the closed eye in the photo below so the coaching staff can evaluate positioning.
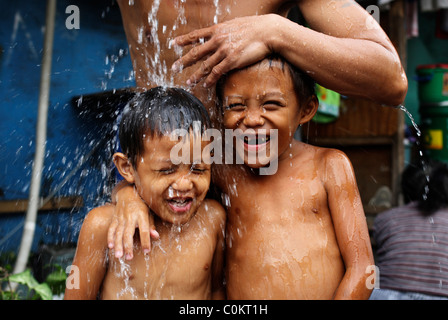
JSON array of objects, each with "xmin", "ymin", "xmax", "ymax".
[
  {"xmin": 191, "ymin": 164, "xmax": 209, "ymax": 174},
  {"xmin": 263, "ymin": 100, "xmax": 284, "ymax": 109},
  {"xmin": 225, "ymin": 103, "xmax": 245, "ymax": 111},
  {"xmin": 157, "ymin": 167, "xmax": 175, "ymax": 174}
]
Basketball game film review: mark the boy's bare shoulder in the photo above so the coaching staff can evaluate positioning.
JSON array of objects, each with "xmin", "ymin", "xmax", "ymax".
[
  {"xmin": 319, "ymin": 146, "xmax": 350, "ymax": 161},
  {"xmin": 296, "ymin": 143, "xmax": 354, "ymax": 178},
  {"xmin": 198, "ymin": 199, "xmax": 226, "ymax": 226},
  {"xmin": 82, "ymin": 203, "xmax": 115, "ymax": 231},
  {"xmin": 307, "ymin": 145, "xmax": 357, "ymax": 184},
  {"xmin": 203, "ymin": 198, "xmax": 226, "ymax": 217},
  {"xmin": 305, "ymin": 143, "xmax": 351, "ymax": 165}
]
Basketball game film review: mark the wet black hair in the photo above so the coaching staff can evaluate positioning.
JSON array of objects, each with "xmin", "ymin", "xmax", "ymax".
[
  {"xmin": 401, "ymin": 160, "xmax": 448, "ymax": 215},
  {"xmin": 216, "ymin": 54, "xmax": 316, "ymax": 110},
  {"xmin": 118, "ymin": 86, "xmax": 211, "ymax": 167},
  {"xmin": 417, "ymin": 161, "xmax": 448, "ymax": 215},
  {"xmin": 401, "ymin": 163, "xmax": 427, "ymax": 204}
]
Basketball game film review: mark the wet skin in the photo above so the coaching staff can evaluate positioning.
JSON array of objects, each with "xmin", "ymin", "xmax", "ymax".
[
  {"xmin": 214, "ymin": 60, "xmax": 374, "ymax": 299},
  {"xmin": 114, "ymin": 135, "xmax": 212, "ymax": 226},
  {"xmin": 107, "ymin": 60, "xmax": 376, "ymax": 299},
  {"xmin": 117, "ymin": 0, "xmax": 407, "ymax": 111},
  {"xmin": 65, "ymin": 135, "xmax": 226, "ymax": 300},
  {"xmin": 110, "ymin": 0, "xmax": 407, "ymax": 257},
  {"xmin": 109, "ymin": 0, "xmax": 400, "ymax": 298}
]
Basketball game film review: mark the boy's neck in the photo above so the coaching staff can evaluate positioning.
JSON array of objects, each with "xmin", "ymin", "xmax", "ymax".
[
  {"xmin": 152, "ymin": 212, "xmax": 192, "ymax": 234},
  {"xmin": 245, "ymin": 139, "xmax": 302, "ymax": 177}
]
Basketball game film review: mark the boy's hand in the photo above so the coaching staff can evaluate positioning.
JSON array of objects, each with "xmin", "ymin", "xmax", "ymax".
[{"xmin": 107, "ymin": 185, "xmax": 159, "ymax": 260}]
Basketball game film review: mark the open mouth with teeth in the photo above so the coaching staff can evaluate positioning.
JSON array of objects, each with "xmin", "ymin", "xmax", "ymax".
[
  {"xmin": 167, "ymin": 197, "xmax": 193, "ymax": 213},
  {"xmin": 242, "ymin": 135, "xmax": 271, "ymax": 151}
]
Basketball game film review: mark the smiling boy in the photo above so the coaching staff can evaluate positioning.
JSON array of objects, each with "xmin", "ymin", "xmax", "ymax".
[
  {"xmin": 109, "ymin": 57, "xmax": 374, "ymax": 299},
  {"xmin": 64, "ymin": 87, "xmax": 226, "ymax": 300},
  {"xmin": 214, "ymin": 56, "xmax": 374, "ymax": 299}
]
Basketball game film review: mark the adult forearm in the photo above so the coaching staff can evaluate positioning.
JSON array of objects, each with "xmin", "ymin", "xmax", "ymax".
[{"xmin": 270, "ymin": 16, "xmax": 407, "ymax": 106}]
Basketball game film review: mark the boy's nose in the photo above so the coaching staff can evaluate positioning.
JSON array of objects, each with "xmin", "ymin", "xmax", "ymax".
[
  {"xmin": 171, "ymin": 175, "xmax": 193, "ymax": 192},
  {"xmin": 243, "ymin": 108, "xmax": 265, "ymax": 127}
]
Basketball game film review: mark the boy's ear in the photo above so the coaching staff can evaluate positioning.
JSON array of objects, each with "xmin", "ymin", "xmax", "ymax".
[
  {"xmin": 113, "ymin": 152, "xmax": 136, "ymax": 184},
  {"xmin": 298, "ymin": 95, "xmax": 319, "ymax": 125}
]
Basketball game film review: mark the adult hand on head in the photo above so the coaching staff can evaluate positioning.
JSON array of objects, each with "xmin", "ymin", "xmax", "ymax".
[
  {"xmin": 107, "ymin": 184, "xmax": 159, "ymax": 260},
  {"xmin": 171, "ymin": 14, "xmax": 277, "ymax": 88}
]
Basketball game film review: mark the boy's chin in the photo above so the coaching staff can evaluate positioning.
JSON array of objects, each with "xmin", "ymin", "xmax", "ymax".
[
  {"xmin": 244, "ymin": 161, "xmax": 268, "ymax": 169},
  {"xmin": 239, "ymin": 154, "xmax": 279, "ymax": 175},
  {"xmin": 157, "ymin": 206, "xmax": 195, "ymax": 227},
  {"xmin": 242, "ymin": 155, "xmax": 277, "ymax": 169}
]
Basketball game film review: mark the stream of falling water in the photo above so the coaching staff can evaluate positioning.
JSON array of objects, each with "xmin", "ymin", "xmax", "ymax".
[
  {"xmin": 98, "ymin": 0, "xmax": 200, "ymax": 299},
  {"xmin": 398, "ymin": 104, "xmax": 421, "ymax": 137},
  {"xmin": 143, "ymin": 0, "xmax": 222, "ymax": 87},
  {"xmin": 396, "ymin": 104, "xmax": 431, "ymax": 201},
  {"xmin": 112, "ymin": 223, "xmax": 189, "ymax": 299}
]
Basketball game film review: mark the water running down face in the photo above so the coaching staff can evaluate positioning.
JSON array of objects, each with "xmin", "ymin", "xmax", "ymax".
[
  {"xmin": 222, "ymin": 58, "xmax": 317, "ymax": 169},
  {"xmin": 126, "ymin": 133, "xmax": 211, "ymax": 226}
]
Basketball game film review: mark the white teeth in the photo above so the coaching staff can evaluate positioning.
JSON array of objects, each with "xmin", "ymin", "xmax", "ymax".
[
  {"xmin": 243, "ymin": 136, "xmax": 270, "ymax": 144},
  {"xmin": 169, "ymin": 198, "xmax": 191, "ymax": 205}
]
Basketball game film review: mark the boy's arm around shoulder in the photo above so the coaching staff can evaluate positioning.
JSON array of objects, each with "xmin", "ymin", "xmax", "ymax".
[
  {"xmin": 320, "ymin": 148, "xmax": 374, "ymax": 300},
  {"xmin": 64, "ymin": 204, "xmax": 114, "ymax": 300},
  {"xmin": 203, "ymin": 199, "xmax": 227, "ymax": 300}
]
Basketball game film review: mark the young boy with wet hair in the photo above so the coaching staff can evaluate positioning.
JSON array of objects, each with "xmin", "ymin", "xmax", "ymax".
[
  {"xmin": 109, "ymin": 57, "xmax": 374, "ymax": 299},
  {"xmin": 64, "ymin": 87, "xmax": 226, "ymax": 300},
  {"xmin": 215, "ymin": 55, "xmax": 374, "ymax": 299}
]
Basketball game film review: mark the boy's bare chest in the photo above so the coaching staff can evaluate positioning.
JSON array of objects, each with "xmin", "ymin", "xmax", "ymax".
[
  {"xmin": 223, "ymin": 169, "xmax": 333, "ymax": 245},
  {"xmin": 225, "ymin": 167, "xmax": 326, "ymax": 212},
  {"xmin": 105, "ymin": 229, "xmax": 215, "ymax": 299},
  {"xmin": 224, "ymin": 171, "xmax": 343, "ymax": 296}
]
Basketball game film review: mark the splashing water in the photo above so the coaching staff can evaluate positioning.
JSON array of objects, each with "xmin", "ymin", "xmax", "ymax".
[
  {"xmin": 396, "ymin": 104, "xmax": 431, "ymax": 201},
  {"xmin": 213, "ymin": 0, "xmax": 221, "ymax": 24},
  {"xmin": 396, "ymin": 104, "xmax": 425, "ymax": 166},
  {"xmin": 144, "ymin": 0, "xmax": 193, "ymax": 87},
  {"xmin": 115, "ymin": 257, "xmax": 138, "ymax": 299},
  {"xmin": 397, "ymin": 104, "xmax": 421, "ymax": 137},
  {"xmin": 102, "ymin": 48, "xmax": 130, "ymax": 91}
]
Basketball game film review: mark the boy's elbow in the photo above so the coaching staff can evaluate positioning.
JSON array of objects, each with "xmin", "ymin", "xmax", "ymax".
[
  {"xmin": 358, "ymin": 270, "xmax": 375, "ymax": 300},
  {"xmin": 338, "ymin": 265, "xmax": 374, "ymax": 300}
]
